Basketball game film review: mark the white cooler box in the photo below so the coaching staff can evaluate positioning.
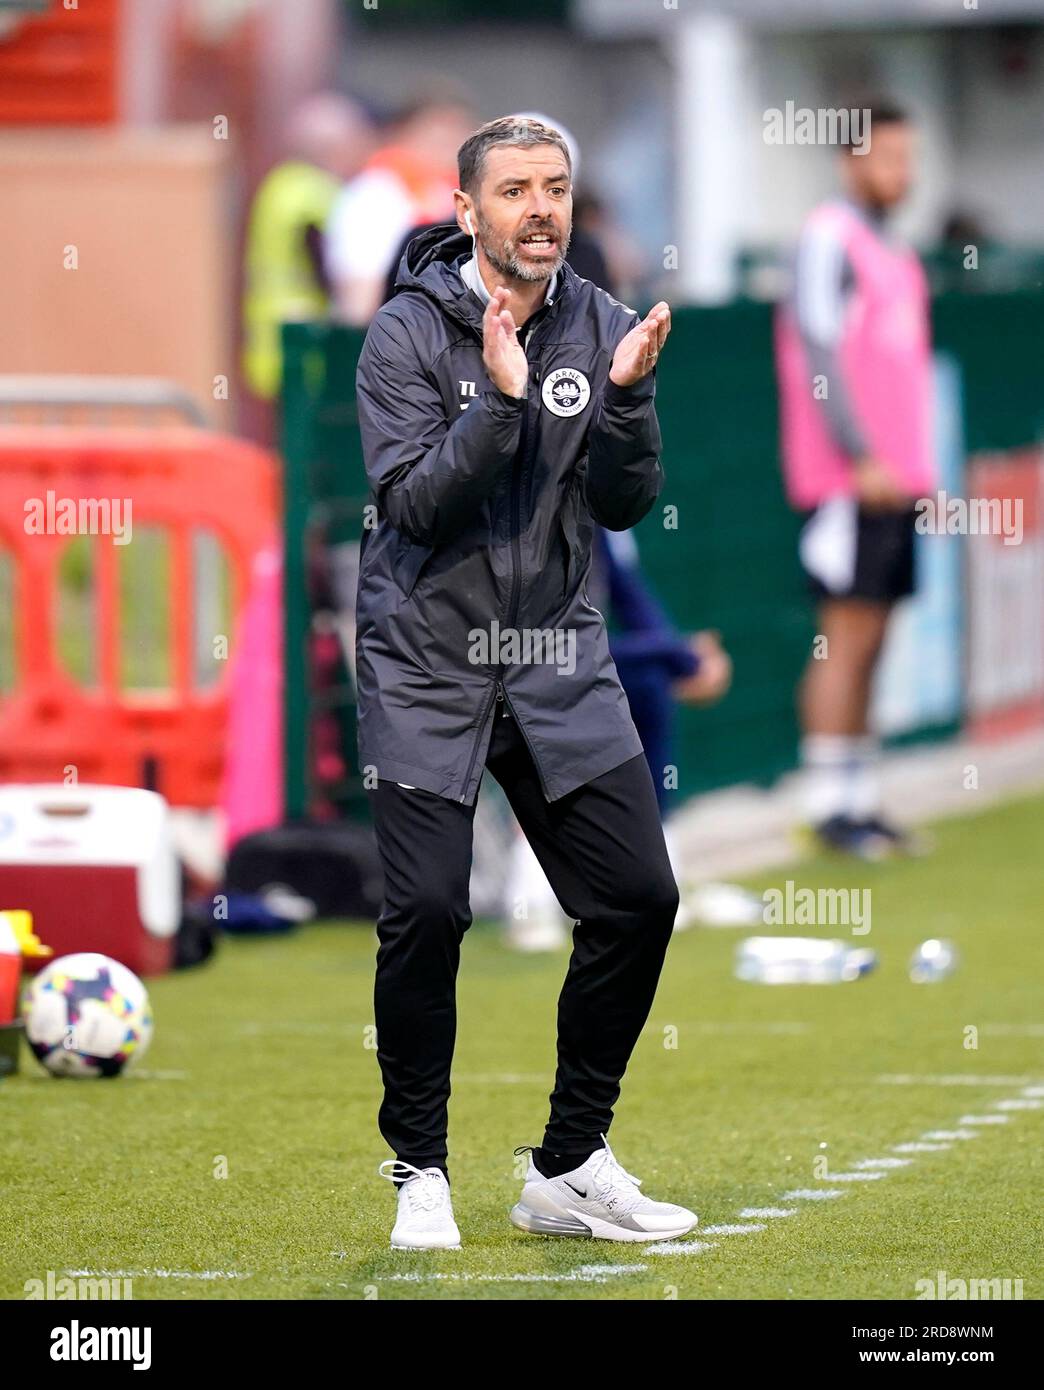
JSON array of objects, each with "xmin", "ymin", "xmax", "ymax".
[{"xmin": 0, "ymin": 785, "xmax": 181, "ymax": 976}]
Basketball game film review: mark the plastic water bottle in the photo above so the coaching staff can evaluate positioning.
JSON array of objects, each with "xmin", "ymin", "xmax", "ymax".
[
  {"xmin": 735, "ymin": 936, "xmax": 878, "ymax": 984},
  {"xmin": 909, "ymin": 938, "xmax": 958, "ymax": 983}
]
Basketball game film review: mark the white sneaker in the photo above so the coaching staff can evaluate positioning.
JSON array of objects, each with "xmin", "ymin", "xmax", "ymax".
[
  {"xmin": 378, "ymin": 1160, "xmax": 461, "ymax": 1250},
  {"xmin": 509, "ymin": 1136, "xmax": 698, "ymax": 1242}
]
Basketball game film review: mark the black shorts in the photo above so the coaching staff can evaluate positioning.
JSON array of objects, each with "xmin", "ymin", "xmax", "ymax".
[{"xmin": 799, "ymin": 500, "xmax": 918, "ymax": 603}]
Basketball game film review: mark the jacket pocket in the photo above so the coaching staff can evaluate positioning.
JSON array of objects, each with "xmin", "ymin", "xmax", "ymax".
[
  {"xmin": 558, "ymin": 498, "xmax": 578, "ymax": 598},
  {"xmin": 392, "ymin": 535, "xmax": 434, "ymax": 600},
  {"xmin": 557, "ymin": 486, "xmax": 592, "ymax": 600}
]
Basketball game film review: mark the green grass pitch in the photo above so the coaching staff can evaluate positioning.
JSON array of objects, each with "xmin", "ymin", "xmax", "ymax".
[{"xmin": 2, "ymin": 792, "xmax": 1041, "ymax": 1301}]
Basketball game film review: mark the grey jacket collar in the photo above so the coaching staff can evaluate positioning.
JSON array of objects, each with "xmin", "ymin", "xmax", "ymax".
[{"xmin": 460, "ymin": 253, "xmax": 558, "ymax": 308}]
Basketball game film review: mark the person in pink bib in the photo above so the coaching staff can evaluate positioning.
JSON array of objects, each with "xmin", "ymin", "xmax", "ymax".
[{"xmin": 775, "ymin": 101, "xmax": 934, "ymax": 859}]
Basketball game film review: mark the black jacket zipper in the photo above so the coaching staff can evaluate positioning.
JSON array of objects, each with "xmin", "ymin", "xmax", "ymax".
[
  {"xmin": 459, "ymin": 295, "xmax": 561, "ymax": 803},
  {"xmin": 505, "ymin": 303, "xmax": 556, "ymax": 636},
  {"xmin": 459, "ymin": 680, "xmax": 499, "ymax": 803}
]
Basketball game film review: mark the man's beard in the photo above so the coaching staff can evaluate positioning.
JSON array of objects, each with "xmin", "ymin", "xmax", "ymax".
[{"xmin": 476, "ymin": 213, "xmax": 571, "ymax": 283}]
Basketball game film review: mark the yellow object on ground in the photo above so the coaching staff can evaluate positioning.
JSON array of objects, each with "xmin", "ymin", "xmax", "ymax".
[{"xmin": 0, "ymin": 910, "xmax": 53, "ymax": 959}]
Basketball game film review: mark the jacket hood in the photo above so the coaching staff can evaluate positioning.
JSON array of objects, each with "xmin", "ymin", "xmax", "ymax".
[
  {"xmin": 391, "ymin": 222, "xmax": 478, "ymax": 330},
  {"xmin": 395, "ymin": 221, "xmax": 471, "ymax": 289}
]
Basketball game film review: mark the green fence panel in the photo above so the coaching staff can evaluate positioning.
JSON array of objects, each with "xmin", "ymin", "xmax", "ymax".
[
  {"xmin": 932, "ymin": 292, "xmax": 1044, "ymax": 453},
  {"xmin": 281, "ymin": 320, "xmax": 369, "ymax": 821},
  {"xmin": 631, "ymin": 300, "xmax": 808, "ymax": 797}
]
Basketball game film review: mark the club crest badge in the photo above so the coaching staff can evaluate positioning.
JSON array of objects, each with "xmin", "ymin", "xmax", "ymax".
[{"xmin": 541, "ymin": 368, "xmax": 591, "ymax": 418}]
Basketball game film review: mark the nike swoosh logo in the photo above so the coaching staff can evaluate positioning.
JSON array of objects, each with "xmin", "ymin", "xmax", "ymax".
[{"xmin": 563, "ymin": 1181, "xmax": 588, "ymax": 1199}]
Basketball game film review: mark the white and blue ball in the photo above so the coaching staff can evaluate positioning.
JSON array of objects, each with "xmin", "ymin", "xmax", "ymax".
[{"xmin": 22, "ymin": 952, "xmax": 153, "ymax": 1077}]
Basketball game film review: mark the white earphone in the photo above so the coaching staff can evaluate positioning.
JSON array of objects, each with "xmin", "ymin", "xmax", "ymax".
[{"xmin": 464, "ymin": 210, "xmax": 475, "ymax": 236}]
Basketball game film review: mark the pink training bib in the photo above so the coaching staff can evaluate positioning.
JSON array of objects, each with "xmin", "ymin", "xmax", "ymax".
[{"xmin": 775, "ymin": 201, "xmax": 935, "ymax": 508}]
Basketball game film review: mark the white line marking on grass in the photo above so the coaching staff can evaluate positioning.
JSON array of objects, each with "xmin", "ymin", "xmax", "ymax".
[
  {"xmin": 644, "ymin": 1241, "xmax": 719, "ymax": 1256},
  {"xmin": 781, "ymin": 1189, "xmax": 844, "ymax": 1200},
  {"xmin": 127, "ymin": 1070, "xmax": 189, "ymax": 1081},
  {"xmin": 65, "ymin": 1268, "xmax": 250, "ymax": 1280},
  {"xmin": 876, "ymin": 1074, "xmax": 1043, "ymax": 1087},
  {"xmin": 381, "ymin": 1265, "xmax": 647, "ymax": 1284},
  {"xmin": 647, "ymin": 1075, "xmax": 1042, "ymax": 1279}
]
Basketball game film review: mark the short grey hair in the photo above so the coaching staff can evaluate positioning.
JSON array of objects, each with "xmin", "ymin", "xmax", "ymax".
[{"xmin": 457, "ymin": 115, "xmax": 573, "ymax": 194}]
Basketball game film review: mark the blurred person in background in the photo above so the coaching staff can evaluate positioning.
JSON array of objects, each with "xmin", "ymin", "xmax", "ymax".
[
  {"xmin": 933, "ymin": 209, "xmax": 997, "ymax": 293},
  {"xmin": 242, "ymin": 92, "xmax": 373, "ymax": 404},
  {"xmin": 325, "ymin": 89, "xmax": 475, "ymax": 325},
  {"xmin": 775, "ymin": 102, "xmax": 935, "ymax": 860},
  {"xmin": 573, "ymin": 190, "xmax": 647, "ymax": 308}
]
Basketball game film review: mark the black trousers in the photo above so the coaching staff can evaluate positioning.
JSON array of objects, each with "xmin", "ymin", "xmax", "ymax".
[{"xmin": 371, "ymin": 705, "xmax": 679, "ymax": 1175}]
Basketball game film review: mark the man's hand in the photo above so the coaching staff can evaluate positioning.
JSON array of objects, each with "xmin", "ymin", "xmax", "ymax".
[
  {"xmin": 482, "ymin": 287, "xmax": 528, "ymax": 399},
  {"xmin": 853, "ymin": 456, "xmax": 907, "ymax": 512},
  {"xmin": 674, "ymin": 631, "xmax": 732, "ymax": 706},
  {"xmin": 609, "ymin": 302, "xmax": 671, "ymax": 387}
]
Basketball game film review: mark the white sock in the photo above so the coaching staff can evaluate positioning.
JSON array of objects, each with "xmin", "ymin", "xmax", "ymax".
[
  {"xmin": 801, "ymin": 734, "xmax": 856, "ymax": 823},
  {"xmin": 802, "ymin": 735, "xmax": 882, "ymax": 823},
  {"xmin": 847, "ymin": 736, "xmax": 882, "ymax": 821}
]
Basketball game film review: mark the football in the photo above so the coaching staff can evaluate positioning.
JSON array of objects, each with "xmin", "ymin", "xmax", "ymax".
[{"xmin": 22, "ymin": 953, "xmax": 153, "ymax": 1078}]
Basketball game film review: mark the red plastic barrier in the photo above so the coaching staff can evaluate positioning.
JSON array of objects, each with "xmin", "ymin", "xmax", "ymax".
[{"xmin": 0, "ymin": 427, "xmax": 280, "ymax": 808}]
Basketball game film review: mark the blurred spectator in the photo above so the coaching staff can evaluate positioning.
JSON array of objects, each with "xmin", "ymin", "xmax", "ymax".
[
  {"xmin": 325, "ymin": 89, "xmax": 475, "ymax": 325},
  {"xmin": 573, "ymin": 191, "xmax": 647, "ymax": 306},
  {"xmin": 940, "ymin": 209, "xmax": 989, "ymax": 250},
  {"xmin": 775, "ymin": 101, "xmax": 935, "ymax": 860},
  {"xmin": 242, "ymin": 92, "xmax": 373, "ymax": 402},
  {"xmin": 928, "ymin": 208, "xmax": 996, "ymax": 293}
]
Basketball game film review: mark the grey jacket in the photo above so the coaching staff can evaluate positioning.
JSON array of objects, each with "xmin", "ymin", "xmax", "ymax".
[{"xmin": 354, "ymin": 222, "xmax": 664, "ymax": 804}]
